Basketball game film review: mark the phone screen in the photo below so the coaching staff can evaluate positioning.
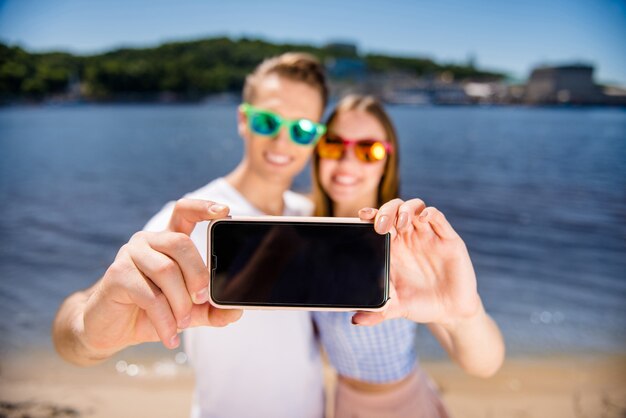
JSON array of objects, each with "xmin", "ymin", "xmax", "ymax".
[{"xmin": 209, "ymin": 220, "xmax": 389, "ymax": 309}]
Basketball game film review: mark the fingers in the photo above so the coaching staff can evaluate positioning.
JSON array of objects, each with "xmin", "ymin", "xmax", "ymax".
[
  {"xmin": 210, "ymin": 305, "xmax": 244, "ymax": 326},
  {"xmin": 128, "ymin": 234, "xmax": 193, "ymax": 330},
  {"xmin": 186, "ymin": 302, "xmax": 243, "ymax": 328},
  {"xmin": 373, "ymin": 198, "xmax": 404, "ymax": 239},
  {"xmin": 374, "ymin": 198, "xmax": 403, "ymax": 234},
  {"xmin": 358, "ymin": 207, "xmax": 378, "ymax": 221},
  {"xmin": 123, "ymin": 266, "xmax": 181, "ymax": 349},
  {"xmin": 144, "ymin": 231, "xmax": 210, "ymax": 304},
  {"xmin": 351, "ymin": 299, "xmax": 403, "ymax": 326},
  {"xmin": 128, "ymin": 230, "xmax": 242, "ymax": 324},
  {"xmin": 168, "ymin": 198, "xmax": 230, "ymax": 236},
  {"xmin": 351, "ymin": 282, "xmax": 402, "ymax": 326},
  {"xmin": 396, "ymin": 199, "xmax": 427, "ymax": 233},
  {"xmin": 417, "ymin": 207, "xmax": 459, "ymax": 240},
  {"xmin": 351, "ymin": 311, "xmax": 386, "ymax": 326}
]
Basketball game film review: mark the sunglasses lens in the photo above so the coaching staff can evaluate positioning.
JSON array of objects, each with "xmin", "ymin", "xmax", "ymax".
[
  {"xmin": 290, "ymin": 119, "xmax": 319, "ymax": 145},
  {"xmin": 250, "ymin": 112, "xmax": 280, "ymax": 136},
  {"xmin": 317, "ymin": 136, "xmax": 344, "ymax": 159},
  {"xmin": 355, "ymin": 140, "xmax": 387, "ymax": 162}
]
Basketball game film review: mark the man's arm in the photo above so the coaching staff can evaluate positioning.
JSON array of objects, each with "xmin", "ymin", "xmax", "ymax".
[
  {"xmin": 53, "ymin": 282, "xmax": 113, "ymax": 366},
  {"xmin": 51, "ymin": 199, "xmax": 243, "ymax": 366}
]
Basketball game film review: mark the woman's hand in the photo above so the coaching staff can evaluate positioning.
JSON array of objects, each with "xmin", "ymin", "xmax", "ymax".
[
  {"xmin": 353, "ymin": 198, "xmax": 505, "ymax": 377},
  {"xmin": 352, "ymin": 198, "xmax": 481, "ymax": 327}
]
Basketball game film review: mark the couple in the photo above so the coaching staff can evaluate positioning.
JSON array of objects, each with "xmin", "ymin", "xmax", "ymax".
[{"xmin": 52, "ymin": 53, "xmax": 504, "ymax": 418}]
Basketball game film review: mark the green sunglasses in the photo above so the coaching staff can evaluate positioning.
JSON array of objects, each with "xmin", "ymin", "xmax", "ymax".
[{"xmin": 240, "ymin": 103, "xmax": 326, "ymax": 146}]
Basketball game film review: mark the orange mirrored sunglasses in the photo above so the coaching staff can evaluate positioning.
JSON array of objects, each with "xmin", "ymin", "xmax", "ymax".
[{"xmin": 317, "ymin": 135, "xmax": 393, "ymax": 163}]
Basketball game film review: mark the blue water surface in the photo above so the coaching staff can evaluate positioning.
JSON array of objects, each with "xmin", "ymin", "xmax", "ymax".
[{"xmin": 0, "ymin": 104, "xmax": 624, "ymax": 357}]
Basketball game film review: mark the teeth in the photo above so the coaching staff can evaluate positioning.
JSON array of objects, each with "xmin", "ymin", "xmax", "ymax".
[
  {"xmin": 265, "ymin": 152, "xmax": 291, "ymax": 165},
  {"xmin": 334, "ymin": 175, "xmax": 358, "ymax": 186}
]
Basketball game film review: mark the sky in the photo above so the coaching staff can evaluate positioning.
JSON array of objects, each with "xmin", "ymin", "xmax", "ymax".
[{"xmin": 1, "ymin": 0, "xmax": 625, "ymax": 85}]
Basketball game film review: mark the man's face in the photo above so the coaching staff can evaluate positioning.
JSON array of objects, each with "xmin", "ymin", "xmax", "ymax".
[{"xmin": 238, "ymin": 74, "xmax": 324, "ymax": 184}]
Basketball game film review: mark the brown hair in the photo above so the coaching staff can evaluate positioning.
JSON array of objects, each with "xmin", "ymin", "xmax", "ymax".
[
  {"xmin": 243, "ymin": 52, "xmax": 328, "ymax": 109},
  {"xmin": 311, "ymin": 95, "xmax": 400, "ymax": 217}
]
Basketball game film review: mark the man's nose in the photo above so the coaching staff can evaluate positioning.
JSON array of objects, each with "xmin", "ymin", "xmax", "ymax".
[{"xmin": 273, "ymin": 126, "xmax": 292, "ymax": 147}]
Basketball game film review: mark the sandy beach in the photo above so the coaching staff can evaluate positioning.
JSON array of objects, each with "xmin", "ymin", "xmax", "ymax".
[{"xmin": 1, "ymin": 349, "xmax": 624, "ymax": 418}]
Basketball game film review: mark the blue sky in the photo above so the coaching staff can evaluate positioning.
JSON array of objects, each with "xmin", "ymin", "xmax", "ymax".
[{"xmin": 1, "ymin": 0, "xmax": 625, "ymax": 84}]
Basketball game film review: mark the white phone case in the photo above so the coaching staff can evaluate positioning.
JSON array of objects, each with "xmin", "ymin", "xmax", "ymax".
[{"xmin": 206, "ymin": 216, "xmax": 389, "ymax": 312}]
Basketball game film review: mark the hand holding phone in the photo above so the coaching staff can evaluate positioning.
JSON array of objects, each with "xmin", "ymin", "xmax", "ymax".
[
  {"xmin": 352, "ymin": 199, "xmax": 482, "ymax": 326},
  {"xmin": 66, "ymin": 199, "xmax": 241, "ymax": 360}
]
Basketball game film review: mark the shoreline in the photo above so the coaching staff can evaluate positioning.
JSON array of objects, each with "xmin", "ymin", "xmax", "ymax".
[
  {"xmin": 2, "ymin": 99, "xmax": 626, "ymax": 109},
  {"xmin": 1, "ymin": 349, "xmax": 624, "ymax": 418}
]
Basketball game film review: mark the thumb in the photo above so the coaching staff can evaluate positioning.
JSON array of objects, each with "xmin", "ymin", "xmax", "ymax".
[
  {"xmin": 352, "ymin": 282, "xmax": 403, "ymax": 325},
  {"xmin": 351, "ymin": 311, "xmax": 386, "ymax": 326},
  {"xmin": 188, "ymin": 302, "xmax": 243, "ymax": 328},
  {"xmin": 167, "ymin": 199, "xmax": 230, "ymax": 236}
]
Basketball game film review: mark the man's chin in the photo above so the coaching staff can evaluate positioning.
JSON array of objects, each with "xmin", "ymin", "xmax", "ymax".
[{"xmin": 259, "ymin": 165, "xmax": 298, "ymax": 184}]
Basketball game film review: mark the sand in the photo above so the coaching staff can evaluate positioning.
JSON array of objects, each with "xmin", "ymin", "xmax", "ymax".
[
  {"xmin": 0, "ymin": 349, "xmax": 624, "ymax": 418},
  {"xmin": 422, "ymin": 355, "xmax": 626, "ymax": 418}
]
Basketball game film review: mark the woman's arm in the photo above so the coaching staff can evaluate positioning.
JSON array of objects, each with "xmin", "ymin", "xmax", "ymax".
[
  {"xmin": 426, "ymin": 301, "xmax": 504, "ymax": 377},
  {"xmin": 353, "ymin": 199, "xmax": 505, "ymax": 378}
]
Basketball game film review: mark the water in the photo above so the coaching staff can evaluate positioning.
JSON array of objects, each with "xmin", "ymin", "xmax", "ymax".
[{"xmin": 0, "ymin": 104, "xmax": 625, "ymax": 358}]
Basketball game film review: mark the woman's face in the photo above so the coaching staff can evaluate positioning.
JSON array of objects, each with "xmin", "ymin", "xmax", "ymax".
[{"xmin": 318, "ymin": 110, "xmax": 388, "ymax": 207}]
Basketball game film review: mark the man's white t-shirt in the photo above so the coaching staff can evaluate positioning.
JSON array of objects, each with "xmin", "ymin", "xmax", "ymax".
[{"xmin": 144, "ymin": 178, "xmax": 324, "ymax": 418}]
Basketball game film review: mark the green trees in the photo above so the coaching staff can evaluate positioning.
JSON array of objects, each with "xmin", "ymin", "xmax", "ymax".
[
  {"xmin": 0, "ymin": 44, "xmax": 79, "ymax": 99},
  {"xmin": 0, "ymin": 37, "xmax": 504, "ymax": 102}
]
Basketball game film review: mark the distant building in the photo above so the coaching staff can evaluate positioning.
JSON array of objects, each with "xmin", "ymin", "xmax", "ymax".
[
  {"xmin": 524, "ymin": 64, "xmax": 604, "ymax": 105},
  {"xmin": 324, "ymin": 41, "xmax": 366, "ymax": 98},
  {"xmin": 326, "ymin": 57, "xmax": 366, "ymax": 80},
  {"xmin": 324, "ymin": 42, "xmax": 358, "ymax": 57}
]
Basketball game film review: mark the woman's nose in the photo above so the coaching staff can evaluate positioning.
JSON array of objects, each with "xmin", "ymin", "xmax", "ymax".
[{"xmin": 339, "ymin": 145, "xmax": 359, "ymax": 163}]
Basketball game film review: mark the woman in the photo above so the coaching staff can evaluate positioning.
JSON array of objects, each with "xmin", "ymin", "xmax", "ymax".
[{"xmin": 311, "ymin": 95, "xmax": 504, "ymax": 417}]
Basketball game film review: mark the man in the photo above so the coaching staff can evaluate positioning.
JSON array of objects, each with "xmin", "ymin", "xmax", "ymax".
[{"xmin": 53, "ymin": 53, "xmax": 330, "ymax": 417}]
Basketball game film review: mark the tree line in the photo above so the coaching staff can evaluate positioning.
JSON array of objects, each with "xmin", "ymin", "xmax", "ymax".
[{"xmin": 0, "ymin": 37, "xmax": 505, "ymax": 102}]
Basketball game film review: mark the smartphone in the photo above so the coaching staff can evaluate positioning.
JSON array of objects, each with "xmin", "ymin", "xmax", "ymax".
[{"xmin": 207, "ymin": 216, "xmax": 390, "ymax": 311}]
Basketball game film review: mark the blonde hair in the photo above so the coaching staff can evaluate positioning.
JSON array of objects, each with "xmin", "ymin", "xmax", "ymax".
[
  {"xmin": 243, "ymin": 52, "xmax": 328, "ymax": 109},
  {"xmin": 311, "ymin": 95, "xmax": 400, "ymax": 217}
]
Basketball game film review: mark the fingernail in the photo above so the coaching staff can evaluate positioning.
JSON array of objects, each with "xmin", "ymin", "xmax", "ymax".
[
  {"xmin": 397, "ymin": 212, "xmax": 408, "ymax": 230},
  {"xmin": 377, "ymin": 215, "xmax": 389, "ymax": 231},
  {"xmin": 360, "ymin": 208, "xmax": 373, "ymax": 215},
  {"xmin": 169, "ymin": 334, "xmax": 180, "ymax": 348},
  {"xmin": 178, "ymin": 314, "xmax": 191, "ymax": 329},
  {"xmin": 419, "ymin": 209, "xmax": 429, "ymax": 221},
  {"xmin": 209, "ymin": 204, "xmax": 226, "ymax": 214},
  {"xmin": 193, "ymin": 288, "xmax": 209, "ymax": 304}
]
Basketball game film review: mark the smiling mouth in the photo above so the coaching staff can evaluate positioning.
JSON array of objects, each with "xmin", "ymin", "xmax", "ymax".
[
  {"xmin": 332, "ymin": 174, "xmax": 359, "ymax": 186},
  {"xmin": 264, "ymin": 151, "xmax": 293, "ymax": 166}
]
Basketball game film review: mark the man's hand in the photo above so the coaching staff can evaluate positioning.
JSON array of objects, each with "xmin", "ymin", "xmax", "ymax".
[{"xmin": 53, "ymin": 199, "xmax": 242, "ymax": 365}]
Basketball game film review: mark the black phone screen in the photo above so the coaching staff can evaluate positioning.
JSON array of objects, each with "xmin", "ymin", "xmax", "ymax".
[{"xmin": 209, "ymin": 220, "xmax": 389, "ymax": 309}]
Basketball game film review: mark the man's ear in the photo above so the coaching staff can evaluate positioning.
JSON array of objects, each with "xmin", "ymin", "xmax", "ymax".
[{"xmin": 237, "ymin": 107, "xmax": 247, "ymax": 139}]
